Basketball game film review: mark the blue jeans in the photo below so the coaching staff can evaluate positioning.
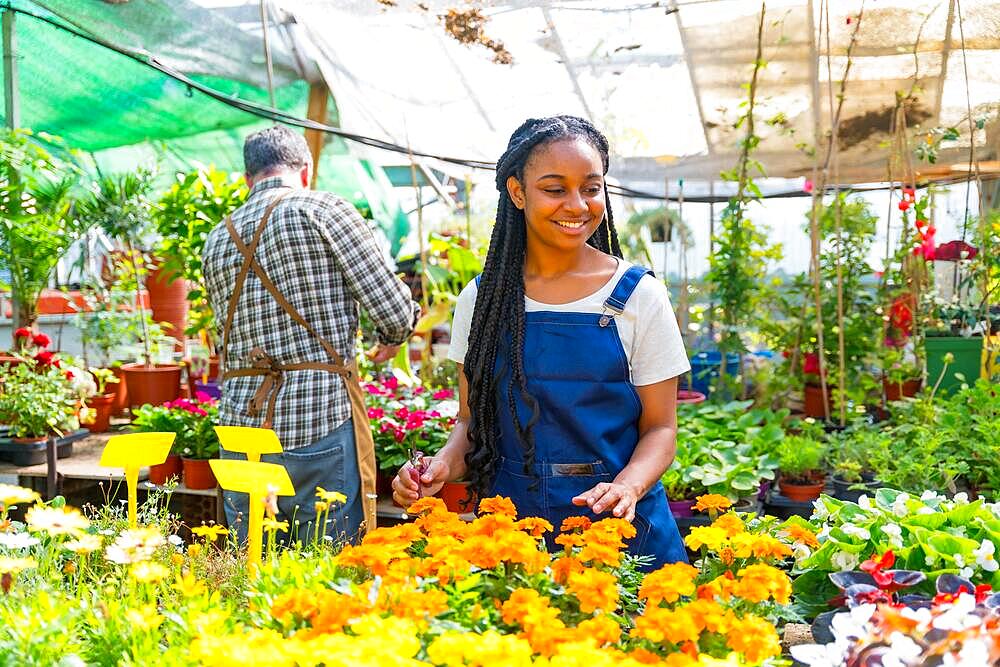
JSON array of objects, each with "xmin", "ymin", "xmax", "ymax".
[{"xmin": 220, "ymin": 418, "xmax": 363, "ymax": 547}]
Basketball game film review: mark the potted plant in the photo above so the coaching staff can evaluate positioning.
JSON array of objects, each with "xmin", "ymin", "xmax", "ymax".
[
  {"xmin": 687, "ymin": 441, "xmax": 779, "ymax": 510},
  {"xmin": 660, "ymin": 440, "xmax": 705, "ymax": 518},
  {"xmin": 78, "ymin": 169, "xmax": 182, "ymax": 411},
  {"xmin": 0, "ymin": 351, "xmax": 79, "ymax": 461},
  {"xmin": 153, "ymin": 166, "xmax": 247, "ymax": 367},
  {"xmin": 825, "ymin": 428, "xmax": 887, "ymax": 502},
  {"xmin": 133, "ymin": 393, "xmax": 220, "ymax": 488},
  {"xmin": 880, "ymin": 346, "xmax": 922, "ymax": 401},
  {"xmin": 777, "ymin": 435, "xmax": 827, "ymax": 502},
  {"xmin": 79, "ymin": 367, "xmax": 119, "ymax": 434}
]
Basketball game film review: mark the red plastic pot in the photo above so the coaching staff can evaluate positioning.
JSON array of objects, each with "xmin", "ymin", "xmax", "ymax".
[
  {"xmin": 884, "ymin": 377, "xmax": 921, "ymax": 402},
  {"xmin": 83, "ymin": 393, "xmax": 116, "ymax": 433},
  {"xmin": 182, "ymin": 457, "xmax": 217, "ymax": 490},
  {"xmin": 803, "ymin": 384, "xmax": 834, "ymax": 419},
  {"xmin": 438, "ymin": 481, "xmax": 476, "ymax": 513},
  {"xmin": 121, "ymin": 362, "xmax": 181, "ymax": 412},
  {"xmin": 146, "ymin": 263, "xmax": 188, "ymax": 352},
  {"xmin": 779, "ymin": 474, "xmax": 827, "ymax": 503}
]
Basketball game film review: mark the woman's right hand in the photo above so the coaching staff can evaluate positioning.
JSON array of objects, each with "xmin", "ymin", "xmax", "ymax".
[{"xmin": 391, "ymin": 456, "xmax": 451, "ymax": 507}]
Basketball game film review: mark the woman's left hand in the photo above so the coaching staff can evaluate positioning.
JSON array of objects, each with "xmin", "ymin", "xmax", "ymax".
[{"xmin": 572, "ymin": 482, "xmax": 639, "ymax": 522}]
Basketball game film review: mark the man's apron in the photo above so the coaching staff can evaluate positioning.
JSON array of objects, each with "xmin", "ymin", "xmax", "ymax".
[
  {"xmin": 219, "ymin": 189, "xmax": 378, "ymax": 533},
  {"xmin": 488, "ymin": 265, "xmax": 687, "ymax": 569}
]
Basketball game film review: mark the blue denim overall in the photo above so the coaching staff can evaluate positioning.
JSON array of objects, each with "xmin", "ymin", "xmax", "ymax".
[{"xmin": 486, "ymin": 265, "xmax": 687, "ymax": 570}]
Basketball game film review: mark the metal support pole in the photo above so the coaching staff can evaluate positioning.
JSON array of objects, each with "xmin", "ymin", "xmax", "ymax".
[{"xmin": 3, "ymin": 9, "xmax": 18, "ymax": 129}]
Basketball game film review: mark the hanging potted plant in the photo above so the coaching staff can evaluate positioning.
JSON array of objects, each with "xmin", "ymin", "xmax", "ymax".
[
  {"xmin": 78, "ymin": 169, "xmax": 182, "ymax": 411},
  {"xmin": 777, "ymin": 435, "xmax": 827, "ymax": 502}
]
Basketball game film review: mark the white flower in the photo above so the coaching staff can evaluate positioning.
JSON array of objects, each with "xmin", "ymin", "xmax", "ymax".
[
  {"xmin": 921, "ymin": 489, "xmax": 942, "ymax": 502},
  {"xmin": 932, "ymin": 594, "xmax": 979, "ymax": 631},
  {"xmin": 901, "ymin": 606, "xmax": 933, "ymax": 626},
  {"xmin": 917, "ymin": 506, "xmax": 936, "ymax": 515},
  {"xmin": 817, "ymin": 526, "xmax": 832, "ymax": 541},
  {"xmin": 882, "ymin": 522, "xmax": 904, "ymax": 547},
  {"xmin": 435, "ymin": 399, "xmax": 459, "ymax": 418},
  {"xmin": 926, "ymin": 553, "xmax": 938, "ymax": 567},
  {"xmin": 790, "ymin": 642, "xmax": 849, "ymax": 667},
  {"xmin": 167, "ymin": 535, "xmax": 183, "ymax": 547},
  {"xmin": 951, "ymin": 492, "xmax": 969, "ymax": 505},
  {"xmin": 892, "ymin": 493, "xmax": 911, "ymax": 517},
  {"xmin": 793, "ymin": 543, "xmax": 812, "ymax": 562},
  {"xmin": 884, "ymin": 632, "xmax": 924, "ymax": 667},
  {"xmin": 832, "ymin": 550, "xmax": 860, "ymax": 571},
  {"xmin": 833, "ymin": 604, "xmax": 876, "ymax": 639},
  {"xmin": 812, "ymin": 499, "xmax": 831, "ymax": 520},
  {"xmin": 0, "ymin": 532, "xmax": 40, "ymax": 549},
  {"xmin": 950, "ymin": 638, "xmax": 991, "ymax": 666},
  {"xmin": 973, "ymin": 539, "xmax": 999, "ymax": 572},
  {"xmin": 959, "ymin": 566, "xmax": 975, "ymax": 579},
  {"xmin": 857, "ymin": 495, "xmax": 873, "ymax": 511},
  {"xmin": 842, "ymin": 524, "xmax": 871, "ymax": 540}
]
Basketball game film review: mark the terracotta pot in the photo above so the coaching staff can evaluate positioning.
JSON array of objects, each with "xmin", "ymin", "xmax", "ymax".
[
  {"xmin": 146, "ymin": 263, "xmax": 188, "ymax": 351},
  {"xmin": 883, "ymin": 377, "xmax": 922, "ymax": 402},
  {"xmin": 0, "ymin": 353, "xmax": 22, "ymax": 369},
  {"xmin": 668, "ymin": 498, "xmax": 696, "ymax": 518},
  {"xmin": 11, "ymin": 435, "xmax": 48, "ymax": 445},
  {"xmin": 803, "ymin": 384, "xmax": 834, "ymax": 419},
  {"xmin": 82, "ymin": 393, "xmax": 116, "ymax": 433},
  {"xmin": 148, "ymin": 454, "xmax": 183, "ymax": 486},
  {"xmin": 182, "ymin": 457, "xmax": 217, "ymax": 490},
  {"xmin": 121, "ymin": 362, "xmax": 181, "ymax": 411},
  {"xmin": 110, "ymin": 366, "xmax": 130, "ymax": 417},
  {"xmin": 437, "ymin": 481, "xmax": 476, "ymax": 513},
  {"xmin": 779, "ymin": 474, "xmax": 827, "ymax": 503}
]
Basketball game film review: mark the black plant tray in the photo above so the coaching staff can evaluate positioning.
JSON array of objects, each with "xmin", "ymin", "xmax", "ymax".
[
  {"xmin": 763, "ymin": 486, "xmax": 831, "ymax": 520},
  {"xmin": 0, "ymin": 429, "xmax": 89, "ymax": 466}
]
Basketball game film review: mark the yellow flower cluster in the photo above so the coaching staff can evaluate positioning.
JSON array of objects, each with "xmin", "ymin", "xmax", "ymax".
[{"xmin": 684, "ymin": 514, "xmax": 792, "ymax": 565}]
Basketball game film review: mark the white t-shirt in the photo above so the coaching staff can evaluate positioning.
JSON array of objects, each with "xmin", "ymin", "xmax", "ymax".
[{"xmin": 447, "ymin": 260, "xmax": 691, "ymax": 386}]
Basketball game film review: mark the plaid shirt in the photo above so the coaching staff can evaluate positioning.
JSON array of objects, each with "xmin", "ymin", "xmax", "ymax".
[{"xmin": 204, "ymin": 178, "xmax": 418, "ymax": 450}]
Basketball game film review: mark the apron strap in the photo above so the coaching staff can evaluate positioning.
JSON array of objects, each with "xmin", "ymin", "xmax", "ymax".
[
  {"xmin": 220, "ymin": 189, "xmax": 293, "ymax": 374},
  {"xmin": 603, "ymin": 265, "xmax": 653, "ymax": 314}
]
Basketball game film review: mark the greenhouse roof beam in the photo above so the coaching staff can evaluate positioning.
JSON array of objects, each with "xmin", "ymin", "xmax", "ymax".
[
  {"xmin": 933, "ymin": 0, "xmax": 957, "ymax": 127},
  {"xmin": 671, "ymin": 0, "xmax": 713, "ymax": 155},
  {"xmin": 540, "ymin": 6, "xmax": 595, "ymax": 124}
]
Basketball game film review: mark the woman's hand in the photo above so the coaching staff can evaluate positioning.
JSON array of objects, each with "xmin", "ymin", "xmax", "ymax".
[
  {"xmin": 391, "ymin": 456, "xmax": 451, "ymax": 507},
  {"xmin": 572, "ymin": 481, "xmax": 640, "ymax": 522}
]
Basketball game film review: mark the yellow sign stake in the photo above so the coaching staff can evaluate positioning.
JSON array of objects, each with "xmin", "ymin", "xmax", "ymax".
[
  {"xmin": 99, "ymin": 433, "xmax": 175, "ymax": 529},
  {"xmin": 210, "ymin": 459, "xmax": 294, "ymax": 575},
  {"xmin": 214, "ymin": 426, "xmax": 283, "ymax": 463}
]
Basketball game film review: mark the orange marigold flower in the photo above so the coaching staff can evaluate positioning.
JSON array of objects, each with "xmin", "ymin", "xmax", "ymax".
[
  {"xmin": 588, "ymin": 518, "xmax": 637, "ymax": 541},
  {"xmin": 406, "ymin": 496, "xmax": 447, "ymax": 515},
  {"xmin": 733, "ymin": 563, "xmax": 792, "ymax": 605},
  {"xmin": 468, "ymin": 513, "xmax": 517, "ymax": 538},
  {"xmin": 307, "ymin": 591, "xmax": 370, "ymax": 635},
  {"xmin": 638, "ymin": 562, "xmax": 698, "ymax": 606},
  {"xmin": 726, "ymin": 614, "xmax": 782, "ymax": 664},
  {"xmin": 662, "ymin": 654, "xmax": 700, "ymax": 667},
  {"xmin": 781, "ymin": 523, "xmax": 820, "ymax": 548},
  {"xmin": 577, "ymin": 541, "xmax": 623, "ymax": 568},
  {"xmin": 692, "ymin": 494, "xmax": 733, "ymax": 513},
  {"xmin": 514, "ymin": 517, "xmax": 553, "ymax": 537},
  {"xmin": 271, "ymin": 589, "xmax": 318, "ymax": 624},
  {"xmin": 501, "ymin": 588, "xmax": 546, "ymax": 626},
  {"xmin": 554, "ymin": 532, "xmax": 585, "ymax": 551},
  {"xmin": 560, "ymin": 516, "xmax": 592, "ymax": 532},
  {"xmin": 711, "ymin": 512, "xmax": 745, "ymax": 538},
  {"xmin": 550, "ymin": 556, "xmax": 585, "ymax": 585},
  {"xmin": 683, "ymin": 598, "xmax": 734, "ymax": 635},
  {"xmin": 632, "ymin": 606, "xmax": 700, "ymax": 645},
  {"xmin": 631, "ymin": 648, "xmax": 677, "ymax": 665},
  {"xmin": 379, "ymin": 588, "xmax": 449, "ymax": 622},
  {"xmin": 575, "ymin": 614, "xmax": 622, "ymax": 646},
  {"xmin": 567, "ymin": 567, "xmax": 619, "ymax": 613},
  {"xmin": 478, "ymin": 496, "xmax": 518, "ymax": 518},
  {"xmin": 697, "ymin": 570, "xmax": 735, "ymax": 602},
  {"xmin": 749, "ymin": 535, "xmax": 793, "ymax": 561}
]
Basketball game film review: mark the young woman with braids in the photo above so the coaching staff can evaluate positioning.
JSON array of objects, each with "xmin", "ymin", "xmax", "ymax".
[{"xmin": 392, "ymin": 116, "xmax": 690, "ymax": 567}]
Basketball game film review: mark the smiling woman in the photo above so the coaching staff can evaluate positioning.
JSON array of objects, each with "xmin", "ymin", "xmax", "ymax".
[{"xmin": 391, "ymin": 116, "xmax": 693, "ymax": 571}]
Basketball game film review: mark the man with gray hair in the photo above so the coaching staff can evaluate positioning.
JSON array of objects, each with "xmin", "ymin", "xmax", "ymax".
[{"xmin": 203, "ymin": 125, "xmax": 418, "ymax": 545}]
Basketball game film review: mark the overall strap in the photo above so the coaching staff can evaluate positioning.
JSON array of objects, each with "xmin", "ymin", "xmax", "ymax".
[
  {"xmin": 220, "ymin": 189, "xmax": 293, "ymax": 372},
  {"xmin": 600, "ymin": 265, "xmax": 653, "ymax": 326}
]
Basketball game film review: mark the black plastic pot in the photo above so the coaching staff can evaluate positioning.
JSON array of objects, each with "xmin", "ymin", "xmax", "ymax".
[{"xmin": 831, "ymin": 473, "xmax": 881, "ymax": 503}]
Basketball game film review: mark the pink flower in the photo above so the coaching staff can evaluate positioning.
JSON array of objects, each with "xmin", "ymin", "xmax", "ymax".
[
  {"xmin": 194, "ymin": 391, "xmax": 212, "ymax": 403},
  {"xmin": 393, "ymin": 429, "xmax": 406, "ymax": 443},
  {"xmin": 383, "ymin": 376, "xmax": 399, "ymax": 391},
  {"xmin": 379, "ymin": 422, "xmax": 392, "ymax": 433},
  {"xmin": 364, "ymin": 383, "xmax": 381, "ymax": 395},
  {"xmin": 413, "ymin": 386, "xmax": 425, "ymax": 395},
  {"xmin": 31, "ymin": 333, "xmax": 51, "ymax": 348},
  {"xmin": 803, "ymin": 179, "xmax": 814, "ymax": 193},
  {"xmin": 367, "ymin": 407, "xmax": 384, "ymax": 420},
  {"xmin": 395, "ymin": 407, "xmax": 410, "ymax": 420},
  {"xmin": 432, "ymin": 389, "xmax": 454, "ymax": 400}
]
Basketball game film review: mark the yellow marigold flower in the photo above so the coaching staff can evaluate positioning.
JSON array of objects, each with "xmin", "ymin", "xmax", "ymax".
[
  {"xmin": 174, "ymin": 572, "xmax": 206, "ymax": 597},
  {"xmin": 692, "ymin": 494, "xmax": 733, "ymax": 513},
  {"xmin": 514, "ymin": 517, "xmax": 553, "ymax": 537},
  {"xmin": 781, "ymin": 523, "xmax": 820, "ymax": 548},
  {"xmin": 314, "ymin": 500, "xmax": 329, "ymax": 513},
  {"xmin": 63, "ymin": 534, "xmax": 102, "ymax": 554},
  {"xmin": 567, "ymin": 567, "xmax": 619, "ymax": 613},
  {"xmin": 684, "ymin": 525, "xmax": 728, "ymax": 552},
  {"xmin": 0, "ymin": 556, "xmax": 36, "ymax": 574},
  {"xmin": 428, "ymin": 630, "xmax": 534, "ymax": 667},
  {"xmin": 726, "ymin": 614, "xmax": 781, "ymax": 664},
  {"xmin": 315, "ymin": 487, "xmax": 347, "ymax": 504},
  {"xmin": 560, "ymin": 515, "xmax": 592, "ymax": 532},
  {"xmin": 407, "ymin": 496, "xmax": 448, "ymax": 515},
  {"xmin": 0, "ymin": 484, "xmax": 40, "ymax": 508},
  {"xmin": 191, "ymin": 525, "xmax": 228, "ymax": 541},
  {"xmin": 131, "ymin": 561, "xmax": 169, "ymax": 584},
  {"xmin": 638, "ymin": 562, "xmax": 698, "ymax": 606},
  {"xmin": 25, "ymin": 505, "xmax": 90, "ymax": 537},
  {"xmin": 555, "ymin": 532, "xmax": 586, "ymax": 551},
  {"xmin": 477, "ymin": 495, "xmax": 517, "ymax": 518},
  {"xmin": 125, "ymin": 604, "xmax": 164, "ymax": 632},
  {"xmin": 632, "ymin": 606, "xmax": 700, "ymax": 645},
  {"xmin": 733, "ymin": 563, "xmax": 792, "ymax": 605},
  {"xmin": 263, "ymin": 518, "xmax": 288, "ymax": 533},
  {"xmin": 710, "ymin": 513, "xmax": 745, "ymax": 538},
  {"xmin": 187, "ymin": 543, "xmax": 202, "ymax": 559},
  {"xmin": 170, "ymin": 553, "xmax": 184, "ymax": 566},
  {"xmin": 747, "ymin": 534, "xmax": 792, "ymax": 561}
]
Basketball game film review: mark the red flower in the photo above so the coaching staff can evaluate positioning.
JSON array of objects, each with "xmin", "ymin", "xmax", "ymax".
[
  {"xmin": 383, "ymin": 376, "xmax": 399, "ymax": 391},
  {"xmin": 903, "ymin": 187, "xmax": 915, "ymax": 198},
  {"xmin": 915, "ymin": 218, "xmax": 927, "ymax": 228},
  {"xmin": 413, "ymin": 386, "xmax": 425, "ymax": 395},
  {"xmin": 898, "ymin": 200, "xmax": 910, "ymax": 212},
  {"xmin": 803, "ymin": 352, "xmax": 821, "ymax": 375},
  {"xmin": 13, "ymin": 327, "xmax": 31, "ymax": 340},
  {"xmin": 861, "ymin": 550, "xmax": 896, "ymax": 588},
  {"xmin": 33, "ymin": 350, "xmax": 54, "ymax": 366},
  {"xmin": 65, "ymin": 371, "xmax": 74, "ymax": 381},
  {"xmin": 432, "ymin": 389, "xmax": 454, "ymax": 400},
  {"xmin": 781, "ymin": 350, "xmax": 791, "ymax": 359},
  {"xmin": 31, "ymin": 333, "xmax": 51, "ymax": 348},
  {"xmin": 393, "ymin": 428, "xmax": 406, "ymax": 443}
]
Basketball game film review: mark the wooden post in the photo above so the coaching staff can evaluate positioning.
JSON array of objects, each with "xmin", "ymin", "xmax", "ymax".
[
  {"xmin": 3, "ymin": 9, "xmax": 18, "ymax": 130},
  {"xmin": 304, "ymin": 81, "xmax": 330, "ymax": 188}
]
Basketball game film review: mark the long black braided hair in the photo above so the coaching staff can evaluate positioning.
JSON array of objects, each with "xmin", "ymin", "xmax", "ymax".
[{"xmin": 463, "ymin": 115, "xmax": 624, "ymax": 500}]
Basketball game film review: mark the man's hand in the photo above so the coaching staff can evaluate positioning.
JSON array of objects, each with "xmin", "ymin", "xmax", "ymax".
[
  {"xmin": 572, "ymin": 481, "xmax": 640, "ymax": 522},
  {"xmin": 366, "ymin": 343, "xmax": 400, "ymax": 364}
]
